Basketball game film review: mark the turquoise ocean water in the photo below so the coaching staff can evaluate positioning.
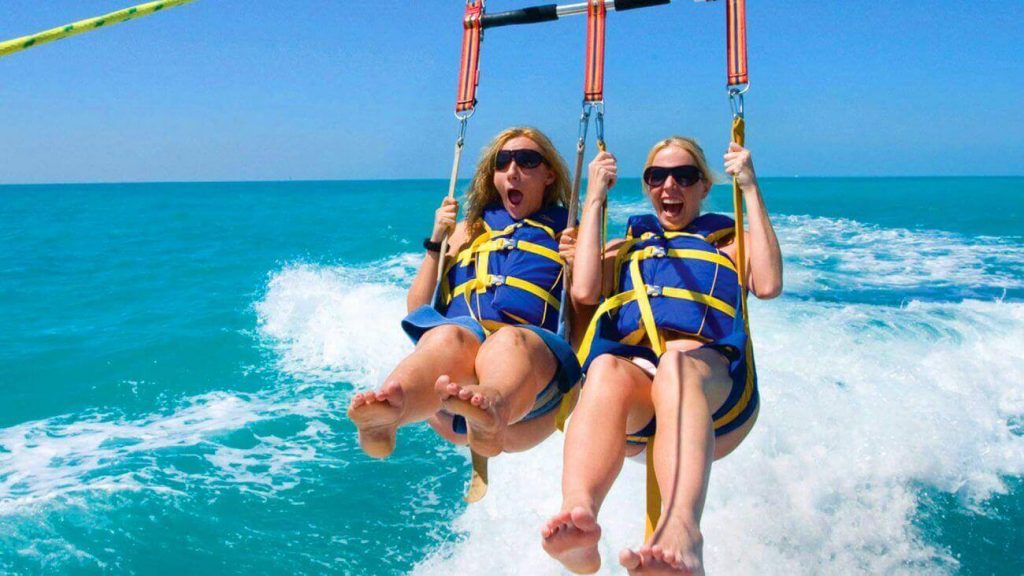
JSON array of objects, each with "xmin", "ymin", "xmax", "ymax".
[{"xmin": 1, "ymin": 177, "xmax": 1022, "ymax": 575}]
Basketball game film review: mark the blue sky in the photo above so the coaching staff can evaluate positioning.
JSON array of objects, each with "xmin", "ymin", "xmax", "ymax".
[{"xmin": 0, "ymin": 1, "xmax": 1020, "ymax": 183}]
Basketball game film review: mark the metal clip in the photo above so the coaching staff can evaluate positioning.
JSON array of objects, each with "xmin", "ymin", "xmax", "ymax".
[
  {"xmin": 576, "ymin": 104, "xmax": 593, "ymax": 151},
  {"xmin": 728, "ymin": 84, "xmax": 749, "ymax": 119},
  {"xmin": 647, "ymin": 246, "xmax": 666, "ymax": 258},
  {"xmin": 646, "ymin": 285, "xmax": 663, "ymax": 297},
  {"xmin": 453, "ymin": 114, "xmax": 471, "ymax": 147},
  {"xmin": 500, "ymin": 239, "xmax": 517, "ymax": 251},
  {"xmin": 490, "ymin": 275, "xmax": 506, "ymax": 287}
]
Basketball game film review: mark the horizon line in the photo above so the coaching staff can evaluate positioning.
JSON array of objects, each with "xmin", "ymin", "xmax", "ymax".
[{"xmin": 2, "ymin": 174, "xmax": 1022, "ymax": 187}]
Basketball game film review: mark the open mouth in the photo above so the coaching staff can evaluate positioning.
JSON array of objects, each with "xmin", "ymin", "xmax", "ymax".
[
  {"xmin": 662, "ymin": 198, "xmax": 684, "ymax": 218},
  {"xmin": 507, "ymin": 189, "xmax": 523, "ymax": 206}
]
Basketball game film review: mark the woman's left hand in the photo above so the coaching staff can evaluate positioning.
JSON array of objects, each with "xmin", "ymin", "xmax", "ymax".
[
  {"xmin": 558, "ymin": 227, "xmax": 577, "ymax": 267},
  {"xmin": 724, "ymin": 142, "xmax": 757, "ymax": 190}
]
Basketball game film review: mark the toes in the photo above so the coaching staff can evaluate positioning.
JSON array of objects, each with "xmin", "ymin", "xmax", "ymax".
[
  {"xmin": 618, "ymin": 548, "xmax": 642, "ymax": 570},
  {"xmin": 542, "ymin": 510, "xmax": 573, "ymax": 538},
  {"xmin": 457, "ymin": 387, "xmax": 473, "ymax": 400}
]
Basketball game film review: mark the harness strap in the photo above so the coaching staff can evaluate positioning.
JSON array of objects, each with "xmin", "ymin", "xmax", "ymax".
[
  {"xmin": 584, "ymin": 0, "xmax": 607, "ymax": 103},
  {"xmin": 451, "ymin": 275, "xmax": 562, "ymax": 310},
  {"xmin": 456, "ymin": 1, "xmax": 485, "ymax": 114},
  {"xmin": 726, "ymin": 0, "xmax": 748, "ymax": 87}
]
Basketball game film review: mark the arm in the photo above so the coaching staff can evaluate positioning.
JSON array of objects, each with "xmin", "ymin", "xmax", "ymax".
[
  {"xmin": 406, "ymin": 197, "xmax": 464, "ymax": 312},
  {"xmin": 723, "ymin": 143, "xmax": 783, "ymax": 299},
  {"xmin": 572, "ymin": 152, "xmax": 618, "ymax": 305}
]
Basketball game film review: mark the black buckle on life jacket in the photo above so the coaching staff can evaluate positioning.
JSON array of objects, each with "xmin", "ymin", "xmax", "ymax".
[{"xmin": 646, "ymin": 285, "xmax": 663, "ymax": 297}]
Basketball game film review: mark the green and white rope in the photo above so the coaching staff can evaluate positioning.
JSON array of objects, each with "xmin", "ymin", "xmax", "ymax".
[{"xmin": 0, "ymin": 0, "xmax": 195, "ymax": 59}]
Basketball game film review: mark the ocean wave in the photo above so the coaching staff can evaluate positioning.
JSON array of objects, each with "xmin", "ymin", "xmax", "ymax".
[
  {"xmin": 413, "ymin": 296, "xmax": 1024, "ymax": 575},
  {"xmin": 0, "ymin": 391, "xmax": 335, "ymax": 517},
  {"xmin": 608, "ymin": 198, "xmax": 1024, "ymax": 301}
]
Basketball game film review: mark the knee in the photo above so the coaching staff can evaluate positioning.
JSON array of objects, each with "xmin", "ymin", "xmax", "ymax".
[
  {"xmin": 419, "ymin": 324, "xmax": 474, "ymax": 350},
  {"xmin": 652, "ymin": 351, "xmax": 706, "ymax": 399},
  {"xmin": 583, "ymin": 355, "xmax": 645, "ymax": 402},
  {"xmin": 475, "ymin": 326, "xmax": 533, "ymax": 370},
  {"xmin": 482, "ymin": 326, "xmax": 530, "ymax": 350}
]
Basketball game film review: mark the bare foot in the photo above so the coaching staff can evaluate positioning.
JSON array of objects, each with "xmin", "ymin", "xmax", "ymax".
[
  {"xmin": 435, "ymin": 375, "xmax": 507, "ymax": 457},
  {"xmin": 618, "ymin": 520, "xmax": 704, "ymax": 575},
  {"xmin": 346, "ymin": 381, "xmax": 404, "ymax": 459},
  {"xmin": 541, "ymin": 506, "xmax": 602, "ymax": 574}
]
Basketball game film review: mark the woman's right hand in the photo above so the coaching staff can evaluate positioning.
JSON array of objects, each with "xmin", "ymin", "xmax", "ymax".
[
  {"xmin": 558, "ymin": 227, "xmax": 577, "ymax": 268},
  {"xmin": 586, "ymin": 151, "xmax": 617, "ymax": 204},
  {"xmin": 431, "ymin": 197, "xmax": 459, "ymax": 242}
]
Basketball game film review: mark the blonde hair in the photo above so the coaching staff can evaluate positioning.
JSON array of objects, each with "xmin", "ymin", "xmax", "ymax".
[
  {"xmin": 641, "ymin": 136, "xmax": 719, "ymax": 196},
  {"xmin": 464, "ymin": 127, "xmax": 571, "ymax": 236}
]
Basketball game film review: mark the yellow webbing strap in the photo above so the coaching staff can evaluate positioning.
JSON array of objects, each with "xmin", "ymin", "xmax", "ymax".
[
  {"xmin": 645, "ymin": 436, "xmax": 660, "ymax": 539},
  {"xmin": 640, "ymin": 248, "xmax": 737, "ymax": 273},
  {"xmin": 0, "ymin": 0, "xmax": 195, "ymax": 59},
  {"xmin": 643, "ymin": 116, "xmax": 753, "ymax": 541},
  {"xmin": 574, "ymin": 290, "xmax": 639, "ymax": 365},
  {"xmin": 629, "ymin": 254, "xmax": 666, "ymax": 357},
  {"xmin": 660, "ymin": 287, "xmax": 736, "ymax": 318}
]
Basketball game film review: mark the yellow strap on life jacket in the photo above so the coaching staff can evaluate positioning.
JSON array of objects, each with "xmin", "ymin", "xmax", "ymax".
[
  {"xmin": 440, "ymin": 217, "xmax": 566, "ymax": 331},
  {"xmin": 575, "ymin": 247, "xmax": 738, "ymax": 365}
]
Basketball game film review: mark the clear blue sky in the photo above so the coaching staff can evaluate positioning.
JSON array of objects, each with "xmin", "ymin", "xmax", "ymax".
[{"xmin": 1, "ymin": 1, "xmax": 1020, "ymax": 183}]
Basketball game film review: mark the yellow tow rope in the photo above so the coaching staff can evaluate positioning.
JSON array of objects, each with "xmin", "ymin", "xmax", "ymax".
[{"xmin": 0, "ymin": 0, "xmax": 195, "ymax": 60}]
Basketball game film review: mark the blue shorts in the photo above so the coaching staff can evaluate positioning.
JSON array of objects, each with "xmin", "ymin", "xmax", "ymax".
[{"xmin": 401, "ymin": 305, "xmax": 582, "ymax": 434}]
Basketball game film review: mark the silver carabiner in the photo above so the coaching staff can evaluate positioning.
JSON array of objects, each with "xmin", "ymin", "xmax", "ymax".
[
  {"xmin": 454, "ymin": 113, "xmax": 472, "ymax": 147},
  {"xmin": 576, "ymin": 104, "xmax": 593, "ymax": 150},
  {"xmin": 728, "ymin": 84, "xmax": 749, "ymax": 119},
  {"xmin": 592, "ymin": 101, "xmax": 606, "ymax": 149}
]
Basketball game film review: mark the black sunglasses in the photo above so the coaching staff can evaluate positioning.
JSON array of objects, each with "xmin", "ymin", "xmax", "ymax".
[
  {"xmin": 643, "ymin": 165, "xmax": 703, "ymax": 188},
  {"xmin": 495, "ymin": 149, "xmax": 546, "ymax": 171}
]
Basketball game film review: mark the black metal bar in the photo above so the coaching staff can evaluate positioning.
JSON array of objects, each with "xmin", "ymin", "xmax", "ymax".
[
  {"xmin": 614, "ymin": 0, "xmax": 671, "ymax": 11},
  {"xmin": 481, "ymin": 5, "xmax": 559, "ymax": 29}
]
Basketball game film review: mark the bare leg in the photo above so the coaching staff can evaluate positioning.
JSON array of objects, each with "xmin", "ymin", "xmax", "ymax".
[
  {"xmin": 619, "ymin": 348, "xmax": 738, "ymax": 576},
  {"xmin": 542, "ymin": 355, "xmax": 653, "ymax": 574},
  {"xmin": 435, "ymin": 326, "xmax": 556, "ymax": 457},
  {"xmin": 347, "ymin": 324, "xmax": 479, "ymax": 458}
]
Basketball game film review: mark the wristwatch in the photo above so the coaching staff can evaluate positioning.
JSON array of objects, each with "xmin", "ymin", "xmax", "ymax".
[{"xmin": 423, "ymin": 238, "xmax": 443, "ymax": 253}]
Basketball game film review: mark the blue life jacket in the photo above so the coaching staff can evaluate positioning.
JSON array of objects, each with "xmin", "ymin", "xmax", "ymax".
[
  {"xmin": 577, "ymin": 212, "xmax": 741, "ymax": 361},
  {"xmin": 440, "ymin": 203, "xmax": 568, "ymax": 334}
]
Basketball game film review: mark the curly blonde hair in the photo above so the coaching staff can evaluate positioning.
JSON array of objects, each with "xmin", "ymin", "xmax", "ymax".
[{"xmin": 463, "ymin": 127, "xmax": 571, "ymax": 236}]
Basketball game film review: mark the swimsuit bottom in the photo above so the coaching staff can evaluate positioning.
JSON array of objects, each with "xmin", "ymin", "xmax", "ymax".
[{"xmin": 581, "ymin": 328, "xmax": 758, "ymax": 443}]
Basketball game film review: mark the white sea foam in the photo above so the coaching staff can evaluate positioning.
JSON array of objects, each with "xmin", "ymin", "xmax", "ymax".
[
  {"xmin": 775, "ymin": 215, "xmax": 1024, "ymax": 295},
  {"xmin": 409, "ymin": 296, "xmax": 1024, "ymax": 575},
  {"xmin": 406, "ymin": 214, "xmax": 1024, "ymax": 575},
  {"xmin": 0, "ymin": 255, "xmax": 419, "ymax": 522},
  {"xmin": 0, "ymin": 391, "xmax": 330, "ymax": 515},
  {"xmin": 254, "ymin": 258, "xmax": 416, "ymax": 389}
]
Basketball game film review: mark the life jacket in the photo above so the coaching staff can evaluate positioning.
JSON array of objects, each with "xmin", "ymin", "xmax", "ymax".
[
  {"xmin": 577, "ymin": 212, "xmax": 741, "ymax": 362},
  {"xmin": 439, "ymin": 203, "xmax": 568, "ymax": 334}
]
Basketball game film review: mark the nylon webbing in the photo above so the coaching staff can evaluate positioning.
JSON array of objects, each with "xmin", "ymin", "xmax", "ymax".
[
  {"xmin": 584, "ymin": 0, "xmax": 607, "ymax": 103},
  {"xmin": 0, "ymin": 0, "xmax": 195, "ymax": 59},
  {"xmin": 726, "ymin": 0, "xmax": 748, "ymax": 86},
  {"xmin": 456, "ymin": 1, "xmax": 485, "ymax": 114}
]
